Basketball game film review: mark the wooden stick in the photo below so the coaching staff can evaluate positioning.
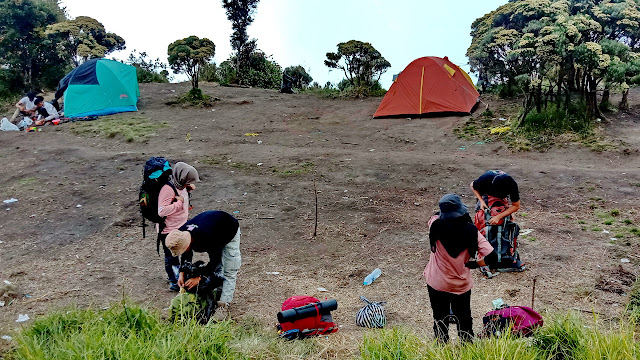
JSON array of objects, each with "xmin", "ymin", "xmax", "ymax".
[
  {"xmin": 531, "ymin": 277, "xmax": 537, "ymax": 309},
  {"xmin": 313, "ymin": 179, "xmax": 318, "ymax": 237}
]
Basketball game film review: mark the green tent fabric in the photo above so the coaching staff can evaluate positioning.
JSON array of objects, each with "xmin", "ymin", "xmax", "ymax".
[{"xmin": 55, "ymin": 58, "xmax": 140, "ymax": 118}]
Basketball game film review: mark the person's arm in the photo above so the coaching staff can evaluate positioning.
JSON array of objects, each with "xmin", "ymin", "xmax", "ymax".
[
  {"xmin": 470, "ymin": 181, "xmax": 488, "ymax": 210},
  {"xmin": 466, "ymin": 230, "xmax": 498, "ymax": 268},
  {"xmin": 158, "ymin": 185, "xmax": 183, "ymax": 217},
  {"xmin": 219, "ymin": 232, "xmax": 242, "ymax": 304},
  {"xmin": 178, "ymin": 249, "xmax": 193, "ymax": 288},
  {"xmin": 489, "ymin": 200, "xmax": 520, "ymax": 225}
]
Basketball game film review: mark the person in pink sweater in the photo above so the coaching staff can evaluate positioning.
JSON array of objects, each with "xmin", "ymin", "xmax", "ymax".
[
  {"xmin": 157, "ymin": 162, "xmax": 199, "ymax": 291},
  {"xmin": 423, "ymin": 194, "xmax": 497, "ymax": 343}
]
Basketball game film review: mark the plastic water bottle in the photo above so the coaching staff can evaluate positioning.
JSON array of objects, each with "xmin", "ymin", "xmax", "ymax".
[{"xmin": 363, "ymin": 268, "xmax": 382, "ymax": 285}]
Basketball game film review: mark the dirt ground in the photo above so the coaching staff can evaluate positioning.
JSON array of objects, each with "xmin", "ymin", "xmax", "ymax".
[{"xmin": 1, "ymin": 82, "xmax": 639, "ymax": 356}]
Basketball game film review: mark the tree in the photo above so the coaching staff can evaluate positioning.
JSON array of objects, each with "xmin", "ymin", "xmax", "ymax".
[
  {"xmin": 0, "ymin": 0, "xmax": 66, "ymax": 91},
  {"xmin": 126, "ymin": 50, "xmax": 170, "ymax": 83},
  {"xmin": 283, "ymin": 65, "xmax": 313, "ymax": 89},
  {"xmin": 46, "ymin": 16, "xmax": 125, "ymax": 67},
  {"xmin": 237, "ymin": 50, "xmax": 281, "ymax": 89},
  {"xmin": 468, "ymin": 0, "xmax": 640, "ymax": 123},
  {"xmin": 167, "ymin": 36, "xmax": 215, "ymax": 90},
  {"xmin": 221, "ymin": 0, "xmax": 260, "ymax": 72},
  {"xmin": 325, "ymin": 40, "xmax": 390, "ymax": 87}
]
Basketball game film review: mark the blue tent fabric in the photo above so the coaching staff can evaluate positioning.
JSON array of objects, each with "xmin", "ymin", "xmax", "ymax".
[{"xmin": 55, "ymin": 58, "xmax": 140, "ymax": 118}]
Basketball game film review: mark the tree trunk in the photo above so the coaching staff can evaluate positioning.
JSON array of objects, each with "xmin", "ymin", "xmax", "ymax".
[
  {"xmin": 599, "ymin": 87, "xmax": 610, "ymax": 110},
  {"xmin": 556, "ymin": 67, "xmax": 564, "ymax": 107},
  {"xmin": 568, "ymin": 59, "xmax": 576, "ymax": 91},
  {"xmin": 535, "ymin": 81, "xmax": 542, "ymax": 113},
  {"xmin": 619, "ymin": 88, "xmax": 629, "ymax": 111},
  {"xmin": 585, "ymin": 75, "xmax": 601, "ymax": 120}
]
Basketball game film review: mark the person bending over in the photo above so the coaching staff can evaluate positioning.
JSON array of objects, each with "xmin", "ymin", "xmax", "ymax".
[
  {"xmin": 166, "ymin": 210, "xmax": 241, "ymax": 321},
  {"xmin": 470, "ymin": 170, "xmax": 520, "ymax": 225},
  {"xmin": 33, "ymin": 96, "xmax": 60, "ymax": 125}
]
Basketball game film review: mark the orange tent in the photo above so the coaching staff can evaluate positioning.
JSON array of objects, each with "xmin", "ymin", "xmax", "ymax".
[{"xmin": 373, "ymin": 56, "xmax": 479, "ymax": 118}]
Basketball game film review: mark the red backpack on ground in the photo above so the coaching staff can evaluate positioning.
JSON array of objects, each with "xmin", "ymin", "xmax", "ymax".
[
  {"xmin": 482, "ymin": 305, "xmax": 543, "ymax": 337},
  {"xmin": 277, "ymin": 296, "xmax": 338, "ymax": 339}
]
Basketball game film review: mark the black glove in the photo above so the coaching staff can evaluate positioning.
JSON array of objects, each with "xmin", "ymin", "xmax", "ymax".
[{"xmin": 465, "ymin": 261, "xmax": 480, "ymax": 269}]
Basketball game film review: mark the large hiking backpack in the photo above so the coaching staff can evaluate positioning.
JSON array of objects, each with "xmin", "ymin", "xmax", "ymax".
[
  {"xmin": 474, "ymin": 196, "xmax": 523, "ymax": 270},
  {"xmin": 139, "ymin": 157, "xmax": 177, "ymax": 238},
  {"xmin": 277, "ymin": 296, "xmax": 338, "ymax": 340},
  {"xmin": 482, "ymin": 305, "xmax": 543, "ymax": 337}
]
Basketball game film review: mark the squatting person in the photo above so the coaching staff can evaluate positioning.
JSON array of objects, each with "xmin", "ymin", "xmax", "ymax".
[{"xmin": 166, "ymin": 210, "xmax": 242, "ymax": 321}]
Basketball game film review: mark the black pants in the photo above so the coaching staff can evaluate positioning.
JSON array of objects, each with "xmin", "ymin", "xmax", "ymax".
[
  {"xmin": 427, "ymin": 285, "xmax": 473, "ymax": 343},
  {"xmin": 158, "ymin": 233, "xmax": 180, "ymax": 284}
]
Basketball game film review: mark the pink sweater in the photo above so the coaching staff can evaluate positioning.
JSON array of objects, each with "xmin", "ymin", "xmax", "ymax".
[
  {"xmin": 423, "ymin": 215, "xmax": 494, "ymax": 294},
  {"xmin": 157, "ymin": 185, "xmax": 189, "ymax": 234}
]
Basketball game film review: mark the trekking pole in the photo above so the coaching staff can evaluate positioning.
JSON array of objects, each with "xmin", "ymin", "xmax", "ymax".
[{"xmin": 531, "ymin": 277, "xmax": 537, "ymax": 308}]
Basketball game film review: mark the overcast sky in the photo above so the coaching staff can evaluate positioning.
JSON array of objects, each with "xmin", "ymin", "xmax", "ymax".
[{"xmin": 60, "ymin": 0, "xmax": 507, "ymax": 89}]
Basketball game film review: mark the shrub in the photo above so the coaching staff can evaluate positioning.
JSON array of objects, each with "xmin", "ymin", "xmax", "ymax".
[
  {"xmin": 238, "ymin": 53, "xmax": 281, "ymax": 89},
  {"xmin": 283, "ymin": 65, "xmax": 312, "ymax": 89},
  {"xmin": 518, "ymin": 101, "xmax": 592, "ymax": 137},
  {"xmin": 216, "ymin": 61, "xmax": 237, "ymax": 86},
  {"xmin": 199, "ymin": 61, "xmax": 218, "ymax": 83}
]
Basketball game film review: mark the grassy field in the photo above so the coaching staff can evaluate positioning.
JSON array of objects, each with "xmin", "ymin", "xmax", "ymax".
[{"xmin": 4, "ymin": 298, "xmax": 640, "ymax": 360}]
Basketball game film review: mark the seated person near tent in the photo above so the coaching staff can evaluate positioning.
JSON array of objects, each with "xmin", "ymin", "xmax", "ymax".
[
  {"xmin": 10, "ymin": 91, "xmax": 38, "ymax": 123},
  {"xmin": 33, "ymin": 96, "xmax": 60, "ymax": 125},
  {"xmin": 165, "ymin": 210, "xmax": 241, "ymax": 321},
  {"xmin": 470, "ymin": 170, "xmax": 520, "ymax": 225}
]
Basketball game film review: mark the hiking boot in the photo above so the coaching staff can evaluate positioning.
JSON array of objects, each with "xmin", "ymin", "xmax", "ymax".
[
  {"xmin": 212, "ymin": 304, "xmax": 229, "ymax": 321},
  {"xmin": 169, "ymin": 282, "xmax": 180, "ymax": 292}
]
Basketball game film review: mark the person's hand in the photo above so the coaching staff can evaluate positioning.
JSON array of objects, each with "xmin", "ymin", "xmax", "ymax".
[
  {"xmin": 186, "ymin": 184, "xmax": 196, "ymax": 191},
  {"xmin": 488, "ymin": 216, "xmax": 501, "ymax": 225},
  {"xmin": 480, "ymin": 201, "xmax": 489, "ymax": 210},
  {"xmin": 178, "ymin": 272, "xmax": 185, "ymax": 288},
  {"xmin": 174, "ymin": 195, "xmax": 184, "ymax": 202},
  {"xmin": 185, "ymin": 276, "xmax": 201, "ymax": 290}
]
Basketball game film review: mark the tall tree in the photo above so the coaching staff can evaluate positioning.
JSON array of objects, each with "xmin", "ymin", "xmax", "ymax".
[
  {"xmin": 468, "ymin": 0, "xmax": 640, "ymax": 121},
  {"xmin": 324, "ymin": 40, "xmax": 390, "ymax": 87},
  {"xmin": 221, "ymin": 0, "xmax": 259, "ymax": 72},
  {"xmin": 46, "ymin": 16, "xmax": 125, "ymax": 66},
  {"xmin": 167, "ymin": 36, "xmax": 215, "ymax": 90},
  {"xmin": 0, "ymin": 0, "xmax": 66, "ymax": 90}
]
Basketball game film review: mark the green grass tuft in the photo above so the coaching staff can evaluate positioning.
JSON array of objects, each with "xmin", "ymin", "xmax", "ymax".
[{"xmin": 70, "ymin": 116, "xmax": 167, "ymax": 143}]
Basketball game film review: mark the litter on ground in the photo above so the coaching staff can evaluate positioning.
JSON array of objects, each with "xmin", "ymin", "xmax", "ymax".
[
  {"xmin": 16, "ymin": 314, "xmax": 29, "ymax": 322},
  {"xmin": 3, "ymin": 198, "xmax": 18, "ymax": 204}
]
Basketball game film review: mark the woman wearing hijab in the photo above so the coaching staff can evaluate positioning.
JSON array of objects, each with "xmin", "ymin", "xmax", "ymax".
[
  {"xmin": 423, "ymin": 194, "xmax": 497, "ymax": 343},
  {"xmin": 157, "ymin": 162, "xmax": 200, "ymax": 291}
]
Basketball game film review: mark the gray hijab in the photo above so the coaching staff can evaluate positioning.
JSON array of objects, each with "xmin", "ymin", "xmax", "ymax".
[{"xmin": 172, "ymin": 162, "xmax": 199, "ymax": 188}]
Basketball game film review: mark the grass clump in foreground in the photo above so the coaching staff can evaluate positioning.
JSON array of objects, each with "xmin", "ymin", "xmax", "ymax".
[
  {"xmin": 360, "ymin": 314, "xmax": 639, "ymax": 360},
  {"xmin": 70, "ymin": 115, "xmax": 167, "ymax": 143},
  {"xmin": 5, "ymin": 303, "xmax": 324, "ymax": 360},
  {"xmin": 6, "ymin": 301, "xmax": 640, "ymax": 360}
]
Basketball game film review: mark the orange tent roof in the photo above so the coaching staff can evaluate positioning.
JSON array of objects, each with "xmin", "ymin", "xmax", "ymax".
[{"xmin": 373, "ymin": 56, "xmax": 479, "ymax": 118}]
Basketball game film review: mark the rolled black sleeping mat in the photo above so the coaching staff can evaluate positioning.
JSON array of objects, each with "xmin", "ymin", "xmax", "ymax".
[{"xmin": 277, "ymin": 299, "xmax": 338, "ymax": 323}]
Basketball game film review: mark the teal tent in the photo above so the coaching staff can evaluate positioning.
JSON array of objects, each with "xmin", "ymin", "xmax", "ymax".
[{"xmin": 54, "ymin": 58, "xmax": 140, "ymax": 117}]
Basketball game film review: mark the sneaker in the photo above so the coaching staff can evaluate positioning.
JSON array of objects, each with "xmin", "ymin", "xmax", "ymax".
[
  {"xmin": 169, "ymin": 282, "xmax": 180, "ymax": 292},
  {"xmin": 212, "ymin": 305, "xmax": 229, "ymax": 321}
]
